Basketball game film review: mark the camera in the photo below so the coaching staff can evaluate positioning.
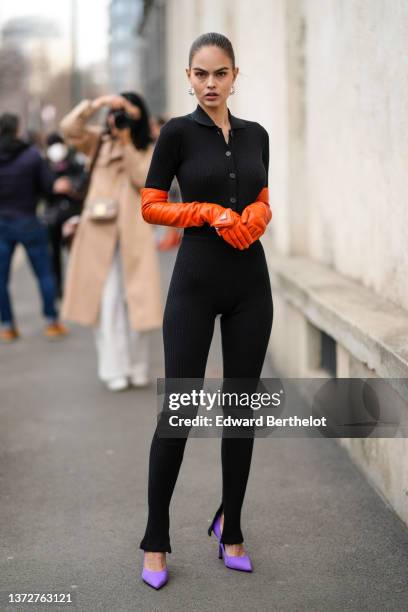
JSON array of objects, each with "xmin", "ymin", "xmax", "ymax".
[{"xmin": 112, "ymin": 109, "xmax": 131, "ymax": 130}]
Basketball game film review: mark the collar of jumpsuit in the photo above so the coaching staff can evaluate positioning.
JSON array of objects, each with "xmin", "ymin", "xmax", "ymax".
[
  {"xmin": 190, "ymin": 103, "xmax": 247, "ymax": 130},
  {"xmin": 190, "ymin": 103, "xmax": 246, "ymax": 230}
]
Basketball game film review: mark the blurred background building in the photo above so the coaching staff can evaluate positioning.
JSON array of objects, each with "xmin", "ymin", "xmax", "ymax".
[
  {"xmin": 108, "ymin": 0, "xmax": 144, "ymax": 93},
  {"xmin": 137, "ymin": 0, "xmax": 166, "ymax": 115},
  {"xmin": 0, "ymin": 16, "xmax": 66, "ymax": 130},
  {"xmin": 0, "ymin": 1, "xmax": 108, "ymax": 133},
  {"xmin": 108, "ymin": 0, "xmax": 167, "ymax": 114}
]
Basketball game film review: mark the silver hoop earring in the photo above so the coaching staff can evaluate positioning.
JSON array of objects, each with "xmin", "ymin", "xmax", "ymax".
[
  {"xmin": 188, "ymin": 86, "xmax": 195, "ymax": 96},
  {"xmin": 230, "ymin": 85, "xmax": 235, "ymax": 95}
]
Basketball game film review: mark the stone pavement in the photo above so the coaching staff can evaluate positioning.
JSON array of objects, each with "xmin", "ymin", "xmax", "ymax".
[{"xmin": 0, "ymin": 245, "xmax": 407, "ymax": 612}]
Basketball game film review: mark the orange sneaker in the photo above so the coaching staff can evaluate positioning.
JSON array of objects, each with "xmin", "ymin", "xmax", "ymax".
[
  {"xmin": 44, "ymin": 322, "xmax": 69, "ymax": 339},
  {"xmin": 0, "ymin": 327, "xmax": 20, "ymax": 342}
]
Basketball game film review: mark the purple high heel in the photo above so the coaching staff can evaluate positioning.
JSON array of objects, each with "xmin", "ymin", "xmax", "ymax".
[
  {"xmin": 209, "ymin": 514, "xmax": 253, "ymax": 572},
  {"xmin": 141, "ymin": 554, "xmax": 169, "ymax": 589}
]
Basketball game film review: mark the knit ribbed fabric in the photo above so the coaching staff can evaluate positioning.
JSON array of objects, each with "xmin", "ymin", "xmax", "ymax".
[
  {"xmin": 144, "ymin": 103, "xmax": 269, "ymax": 240},
  {"xmin": 139, "ymin": 238, "xmax": 273, "ymax": 553},
  {"xmin": 139, "ymin": 104, "xmax": 273, "ymax": 553}
]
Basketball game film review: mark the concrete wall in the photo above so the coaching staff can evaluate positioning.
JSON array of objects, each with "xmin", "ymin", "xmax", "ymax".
[
  {"xmin": 306, "ymin": 1, "xmax": 408, "ymax": 309},
  {"xmin": 337, "ymin": 348, "xmax": 408, "ymax": 526}
]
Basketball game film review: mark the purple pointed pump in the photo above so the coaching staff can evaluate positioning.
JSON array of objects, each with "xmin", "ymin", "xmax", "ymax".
[
  {"xmin": 208, "ymin": 513, "xmax": 253, "ymax": 572},
  {"xmin": 141, "ymin": 554, "xmax": 169, "ymax": 589}
]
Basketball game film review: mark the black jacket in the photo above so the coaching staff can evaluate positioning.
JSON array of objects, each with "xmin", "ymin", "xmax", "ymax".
[{"xmin": 0, "ymin": 137, "xmax": 56, "ymax": 218}]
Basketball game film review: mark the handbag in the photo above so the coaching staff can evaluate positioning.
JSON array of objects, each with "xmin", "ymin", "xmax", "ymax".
[
  {"xmin": 88, "ymin": 198, "xmax": 119, "ymax": 221},
  {"xmin": 83, "ymin": 136, "xmax": 119, "ymax": 222}
]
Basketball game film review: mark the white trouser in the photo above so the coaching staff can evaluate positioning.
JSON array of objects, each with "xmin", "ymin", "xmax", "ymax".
[{"xmin": 93, "ymin": 243, "xmax": 150, "ymax": 382}]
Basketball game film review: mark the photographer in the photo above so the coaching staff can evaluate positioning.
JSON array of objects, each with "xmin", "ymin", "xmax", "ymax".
[{"xmin": 59, "ymin": 93, "xmax": 163, "ymax": 391}]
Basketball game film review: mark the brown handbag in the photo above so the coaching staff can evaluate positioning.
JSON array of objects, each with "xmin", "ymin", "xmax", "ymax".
[
  {"xmin": 85, "ymin": 137, "xmax": 120, "ymax": 222},
  {"xmin": 88, "ymin": 198, "xmax": 119, "ymax": 222}
]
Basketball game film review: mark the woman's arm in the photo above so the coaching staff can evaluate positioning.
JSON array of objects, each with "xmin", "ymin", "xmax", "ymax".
[
  {"xmin": 141, "ymin": 119, "xmax": 253, "ymax": 248},
  {"xmin": 240, "ymin": 128, "xmax": 272, "ymax": 239},
  {"xmin": 141, "ymin": 188, "xmax": 253, "ymax": 250},
  {"xmin": 59, "ymin": 99, "xmax": 105, "ymax": 157},
  {"xmin": 141, "ymin": 187, "xmax": 239, "ymax": 229},
  {"xmin": 60, "ymin": 95, "xmax": 126, "ymax": 157},
  {"xmin": 240, "ymin": 187, "xmax": 272, "ymax": 239},
  {"xmin": 140, "ymin": 119, "xmax": 231, "ymax": 227}
]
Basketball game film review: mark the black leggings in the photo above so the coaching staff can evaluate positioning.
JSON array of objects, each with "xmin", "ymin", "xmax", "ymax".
[{"xmin": 139, "ymin": 235, "xmax": 273, "ymax": 553}]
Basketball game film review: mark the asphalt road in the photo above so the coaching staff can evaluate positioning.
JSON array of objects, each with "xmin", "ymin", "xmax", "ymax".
[{"xmin": 1, "ymin": 244, "xmax": 407, "ymax": 612}]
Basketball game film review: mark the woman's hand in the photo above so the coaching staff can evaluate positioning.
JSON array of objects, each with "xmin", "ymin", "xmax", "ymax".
[
  {"xmin": 91, "ymin": 94, "xmax": 116, "ymax": 112},
  {"xmin": 62, "ymin": 215, "xmax": 81, "ymax": 248},
  {"xmin": 240, "ymin": 206, "xmax": 266, "ymax": 241},
  {"xmin": 95, "ymin": 95, "xmax": 141, "ymax": 145},
  {"xmin": 53, "ymin": 176, "xmax": 73, "ymax": 195},
  {"xmin": 216, "ymin": 223, "xmax": 255, "ymax": 250},
  {"xmin": 214, "ymin": 210, "xmax": 255, "ymax": 250},
  {"xmin": 241, "ymin": 204, "xmax": 271, "ymax": 240},
  {"xmin": 240, "ymin": 188, "xmax": 272, "ymax": 241},
  {"xmin": 110, "ymin": 95, "xmax": 141, "ymax": 119},
  {"xmin": 92, "ymin": 95, "xmax": 141, "ymax": 120}
]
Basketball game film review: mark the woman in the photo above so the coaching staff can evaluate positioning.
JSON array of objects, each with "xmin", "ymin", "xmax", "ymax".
[
  {"xmin": 139, "ymin": 33, "xmax": 273, "ymax": 588},
  {"xmin": 60, "ymin": 93, "xmax": 163, "ymax": 391}
]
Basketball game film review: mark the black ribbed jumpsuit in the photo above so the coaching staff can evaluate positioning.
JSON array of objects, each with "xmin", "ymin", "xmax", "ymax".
[{"xmin": 139, "ymin": 103, "xmax": 273, "ymax": 553}]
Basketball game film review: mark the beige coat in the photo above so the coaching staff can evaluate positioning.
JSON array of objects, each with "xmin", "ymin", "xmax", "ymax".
[{"xmin": 60, "ymin": 100, "xmax": 163, "ymax": 331}]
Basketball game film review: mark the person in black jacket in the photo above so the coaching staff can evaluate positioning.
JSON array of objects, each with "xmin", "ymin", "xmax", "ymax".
[
  {"xmin": 0, "ymin": 113, "xmax": 69, "ymax": 341},
  {"xmin": 43, "ymin": 132, "xmax": 86, "ymax": 298}
]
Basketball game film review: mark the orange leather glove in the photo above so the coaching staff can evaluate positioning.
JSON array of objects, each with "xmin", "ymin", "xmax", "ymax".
[
  {"xmin": 211, "ymin": 207, "xmax": 256, "ymax": 250},
  {"xmin": 215, "ymin": 218, "xmax": 254, "ymax": 250},
  {"xmin": 241, "ymin": 187, "xmax": 272, "ymax": 241},
  {"xmin": 141, "ymin": 187, "xmax": 239, "ymax": 230}
]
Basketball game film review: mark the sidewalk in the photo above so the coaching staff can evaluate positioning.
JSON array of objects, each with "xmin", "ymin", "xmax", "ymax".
[{"xmin": 1, "ymin": 246, "xmax": 407, "ymax": 612}]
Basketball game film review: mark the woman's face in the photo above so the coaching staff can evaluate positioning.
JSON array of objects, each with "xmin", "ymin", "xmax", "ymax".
[{"xmin": 186, "ymin": 45, "xmax": 238, "ymax": 110}]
